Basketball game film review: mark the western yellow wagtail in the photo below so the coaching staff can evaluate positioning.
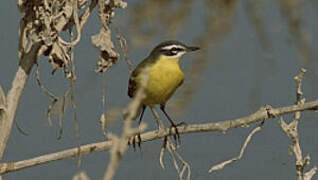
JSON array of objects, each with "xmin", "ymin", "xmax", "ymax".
[{"xmin": 128, "ymin": 40, "xmax": 199, "ymax": 144}]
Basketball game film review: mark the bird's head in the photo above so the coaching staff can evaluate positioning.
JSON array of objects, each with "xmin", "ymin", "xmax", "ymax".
[{"xmin": 150, "ymin": 40, "xmax": 200, "ymax": 59}]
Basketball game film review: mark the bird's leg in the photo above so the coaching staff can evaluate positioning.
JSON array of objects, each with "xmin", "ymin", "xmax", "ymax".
[
  {"xmin": 131, "ymin": 105, "xmax": 146, "ymax": 149},
  {"xmin": 160, "ymin": 105, "xmax": 181, "ymax": 144}
]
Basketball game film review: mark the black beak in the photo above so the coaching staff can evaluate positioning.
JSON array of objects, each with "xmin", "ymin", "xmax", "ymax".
[{"xmin": 186, "ymin": 46, "xmax": 200, "ymax": 52}]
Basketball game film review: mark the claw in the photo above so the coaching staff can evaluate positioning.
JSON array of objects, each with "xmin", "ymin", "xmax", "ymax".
[
  {"xmin": 169, "ymin": 123, "xmax": 181, "ymax": 144},
  {"xmin": 132, "ymin": 136, "xmax": 136, "ymax": 151},
  {"xmin": 162, "ymin": 136, "xmax": 168, "ymax": 148},
  {"xmin": 137, "ymin": 133, "xmax": 141, "ymax": 148},
  {"xmin": 160, "ymin": 105, "xmax": 183, "ymax": 145},
  {"xmin": 128, "ymin": 133, "xmax": 142, "ymax": 151},
  {"xmin": 128, "ymin": 105, "xmax": 145, "ymax": 151}
]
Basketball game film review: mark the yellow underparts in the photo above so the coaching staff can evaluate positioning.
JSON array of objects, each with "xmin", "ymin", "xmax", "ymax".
[{"xmin": 138, "ymin": 56, "xmax": 184, "ymax": 106}]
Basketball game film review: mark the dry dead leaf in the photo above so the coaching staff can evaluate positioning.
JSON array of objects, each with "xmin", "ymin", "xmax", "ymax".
[{"xmin": 91, "ymin": 28, "xmax": 119, "ymax": 72}]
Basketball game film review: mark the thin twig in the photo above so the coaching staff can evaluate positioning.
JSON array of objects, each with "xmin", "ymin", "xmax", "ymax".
[
  {"xmin": 73, "ymin": 171, "xmax": 91, "ymax": 180},
  {"xmin": 166, "ymin": 141, "xmax": 191, "ymax": 180},
  {"xmin": 150, "ymin": 107, "xmax": 168, "ymax": 169},
  {"xmin": 209, "ymin": 123, "xmax": 263, "ymax": 173},
  {"xmin": 69, "ymin": 28, "xmax": 82, "ymax": 166},
  {"xmin": 103, "ymin": 67, "xmax": 150, "ymax": 180},
  {"xmin": 35, "ymin": 63, "xmax": 59, "ymax": 100},
  {"xmin": 113, "ymin": 22, "xmax": 134, "ymax": 72},
  {"xmin": 100, "ymin": 73, "xmax": 107, "ymax": 136},
  {"xmin": 14, "ymin": 119, "xmax": 29, "ymax": 136},
  {"xmin": 35, "ymin": 63, "xmax": 59, "ymax": 126}
]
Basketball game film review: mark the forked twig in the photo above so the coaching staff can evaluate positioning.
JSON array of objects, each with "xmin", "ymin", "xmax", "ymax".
[
  {"xmin": 209, "ymin": 122, "xmax": 263, "ymax": 173},
  {"xmin": 279, "ymin": 68, "xmax": 317, "ymax": 180},
  {"xmin": 167, "ymin": 141, "xmax": 191, "ymax": 180},
  {"xmin": 150, "ymin": 107, "xmax": 190, "ymax": 180}
]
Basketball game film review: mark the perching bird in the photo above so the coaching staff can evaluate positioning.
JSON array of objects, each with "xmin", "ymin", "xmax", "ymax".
[{"xmin": 128, "ymin": 40, "xmax": 199, "ymax": 144}]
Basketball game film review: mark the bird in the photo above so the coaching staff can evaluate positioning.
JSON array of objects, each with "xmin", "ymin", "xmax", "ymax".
[{"xmin": 128, "ymin": 40, "xmax": 199, "ymax": 145}]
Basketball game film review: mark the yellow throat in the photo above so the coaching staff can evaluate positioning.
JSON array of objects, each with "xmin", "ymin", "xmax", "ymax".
[{"xmin": 140, "ymin": 55, "xmax": 184, "ymax": 105}]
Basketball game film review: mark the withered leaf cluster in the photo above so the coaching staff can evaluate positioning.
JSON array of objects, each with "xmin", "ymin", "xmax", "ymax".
[{"xmin": 17, "ymin": 0, "xmax": 127, "ymax": 75}]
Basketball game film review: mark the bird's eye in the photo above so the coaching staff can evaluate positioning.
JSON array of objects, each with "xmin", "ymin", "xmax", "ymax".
[
  {"xmin": 167, "ymin": 50, "xmax": 177, "ymax": 56},
  {"xmin": 161, "ymin": 49, "xmax": 177, "ymax": 56},
  {"xmin": 171, "ymin": 47, "xmax": 178, "ymax": 51}
]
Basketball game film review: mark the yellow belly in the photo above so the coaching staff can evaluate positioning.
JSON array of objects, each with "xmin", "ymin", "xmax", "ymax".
[{"xmin": 141, "ymin": 57, "xmax": 184, "ymax": 105}]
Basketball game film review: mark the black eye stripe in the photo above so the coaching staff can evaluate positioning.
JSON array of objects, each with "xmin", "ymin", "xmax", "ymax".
[
  {"xmin": 158, "ymin": 46, "xmax": 185, "ymax": 56},
  {"xmin": 171, "ymin": 47, "xmax": 184, "ymax": 51}
]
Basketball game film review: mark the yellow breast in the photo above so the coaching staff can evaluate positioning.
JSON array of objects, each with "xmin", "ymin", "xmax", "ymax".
[{"xmin": 141, "ymin": 56, "xmax": 184, "ymax": 105}]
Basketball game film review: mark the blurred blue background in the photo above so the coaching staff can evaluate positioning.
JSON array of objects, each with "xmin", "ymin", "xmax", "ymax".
[{"xmin": 1, "ymin": 0, "xmax": 318, "ymax": 179}]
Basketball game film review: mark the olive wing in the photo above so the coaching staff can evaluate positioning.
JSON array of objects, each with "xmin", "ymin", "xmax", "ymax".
[{"xmin": 127, "ymin": 59, "xmax": 151, "ymax": 98}]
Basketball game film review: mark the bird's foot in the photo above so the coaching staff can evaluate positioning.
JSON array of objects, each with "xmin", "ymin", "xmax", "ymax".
[
  {"xmin": 162, "ymin": 122, "xmax": 187, "ymax": 148},
  {"xmin": 128, "ymin": 133, "xmax": 142, "ymax": 151},
  {"xmin": 169, "ymin": 122, "xmax": 184, "ymax": 144}
]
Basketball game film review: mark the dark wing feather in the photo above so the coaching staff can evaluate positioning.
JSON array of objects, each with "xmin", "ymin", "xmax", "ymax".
[
  {"xmin": 128, "ymin": 71, "xmax": 138, "ymax": 98},
  {"xmin": 128, "ymin": 58, "xmax": 151, "ymax": 98}
]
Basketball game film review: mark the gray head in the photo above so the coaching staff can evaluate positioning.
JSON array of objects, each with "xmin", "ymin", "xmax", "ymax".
[{"xmin": 150, "ymin": 40, "xmax": 200, "ymax": 59}]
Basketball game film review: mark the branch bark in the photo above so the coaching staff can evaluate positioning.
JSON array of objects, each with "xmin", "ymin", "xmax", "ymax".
[
  {"xmin": 0, "ymin": 99, "xmax": 318, "ymax": 175},
  {"xmin": 0, "ymin": 42, "xmax": 42, "ymax": 159}
]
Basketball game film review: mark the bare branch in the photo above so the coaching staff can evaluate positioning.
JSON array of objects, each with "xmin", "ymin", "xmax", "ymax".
[
  {"xmin": 0, "ymin": 86, "xmax": 6, "ymax": 128},
  {"xmin": 0, "ymin": 140, "xmax": 113, "ymax": 175},
  {"xmin": 1, "ymin": 99, "xmax": 318, "ymax": 175},
  {"xmin": 0, "ymin": 42, "xmax": 42, "ymax": 159}
]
